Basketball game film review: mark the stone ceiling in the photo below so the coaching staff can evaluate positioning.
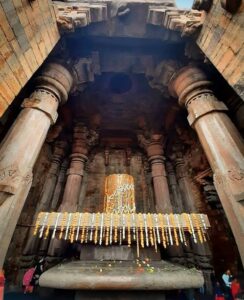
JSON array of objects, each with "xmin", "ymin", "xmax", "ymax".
[{"xmin": 51, "ymin": 0, "xmax": 205, "ymax": 147}]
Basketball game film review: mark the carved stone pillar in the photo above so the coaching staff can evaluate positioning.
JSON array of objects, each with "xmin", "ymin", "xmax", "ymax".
[
  {"xmin": 59, "ymin": 123, "xmax": 98, "ymax": 212},
  {"xmin": 172, "ymin": 148, "xmax": 212, "ymax": 274},
  {"xmin": 48, "ymin": 123, "xmax": 98, "ymax": 258},
  {"xmin": 0, "ymin": 63, "xmax": 73, "ymax": 268},
  {"xmin": 38, "ymin": 140, "xmax": 68, "ymax": 213},
  {"xmin": 169, "ymin": 66, "xmax": 244, "ymax": 265},
  {"xmin": 174, "ymin": 153, "xmax": 196, "ymax": 213},
  {"xmin": 22, "ymin": 139, "xmax": 68, "ymax": 257},
  {"xmin": 50, "ymin": 159, "xmax": 69, "ymax": 211},
  {"xmin": 138, "ymin": 133, "xmax": 172, "ymax": 213},
  {"xmin": 165, "ymin": 161, "xmax": 183, "ymax": 213}
]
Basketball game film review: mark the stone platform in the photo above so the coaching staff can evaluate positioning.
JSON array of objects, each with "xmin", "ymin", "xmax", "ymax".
[{"xmin": 39, "ymin": 260, "xmax": 203, "ymax": 290}]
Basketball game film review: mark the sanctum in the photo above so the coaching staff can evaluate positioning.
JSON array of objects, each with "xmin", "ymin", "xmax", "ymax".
[{"xmin": 0, "ymin": 0, "xmax": 243, "ymax": 299}]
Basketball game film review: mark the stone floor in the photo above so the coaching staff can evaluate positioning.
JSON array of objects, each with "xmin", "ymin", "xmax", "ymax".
[{"xmin": 4, "ymin": 290, "xmax": 214, "ymax": 300}]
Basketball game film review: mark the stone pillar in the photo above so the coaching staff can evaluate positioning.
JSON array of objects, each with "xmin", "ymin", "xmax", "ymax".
[
  {"xmin": 40, "ymin": 140, "xmax": 68, "ymax": 211},
  {"xmin": 0, "ymin": 63, "xmax": 73, "ymax": 268},
  {"xmin": 174, "ymin": 153, "xmax": 196, "ymax": 213},
  {"xmin": 138, "ymin": 133, "xmax": 172, "ymax": 213},
  {"xmin": 48, "ymin": 123, "xmax": 98, "ymax": 258},
  {"xmin": 169, "ymin": 66, "xmax": 244, "ymax": 266},
  {"xmin": 50, "ymin": 159, "xmax": 69, "ymax": 211},
  {"xmin": 174, "ymin": 150, "xmax": 211, "ymax": 267},
  {"xmin": 165, "ymin": 161, "xmax": 183, "ymax": 213},
  {"xmin": 22, "ymin": 139, "xmax": 68, "ymax": 257},
  {"xmin": 59, "ymin": 123, "xmax": 98, "ymax": 212},
  {"xmin": 138, "ymin": 133, "xmax": 183, "ymax": 262}
]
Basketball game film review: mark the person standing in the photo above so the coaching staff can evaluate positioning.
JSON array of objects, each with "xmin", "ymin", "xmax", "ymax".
[
  {"xmin": 0, "ymin": 270, "xmax": 5, "ymax": 300},
  {"xmin": 215, "ymin": 281, "xmax": 225, "ymax": 300},
  {"xmin": 222, "ymin": 269, "xmax": 233, "ymax": 300},
  {"xmin": 22, "ymin": 267, "xmax": 35, "ymax": 294},
  {"xmin": 231, "ymin": 277, "xmax": 241, "ymax": 300}
]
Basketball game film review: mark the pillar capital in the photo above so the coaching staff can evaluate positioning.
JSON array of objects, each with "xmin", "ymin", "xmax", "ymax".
[
  {"xmin": 72, "ymin": 122, "xmax": 99, "ymax": 156},
  {"xmin": 169, "ymin": 66, "xmax": 228, "ymax": 127},
  {"xmin": 34, "ymin": 63, "xmax": 73, "ymax": 104},
  {"xmin": 49, "ymin": 140, "xmax": 68, "ymax": 176},
  {"xmin": 21, "ymin": 63, "xmax": 73, "ymax": 124},
  {"xmin": 137, "ymin": 132, "xmax": 165, "ymax": 157},
  {"xmin": 169, "ymin": 66, "xmax": 212, "ymax": 105}
]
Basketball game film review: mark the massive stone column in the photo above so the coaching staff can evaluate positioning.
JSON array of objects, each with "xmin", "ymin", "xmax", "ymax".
[
  {"xmin": 169, "ymin": 66, "xmax": 244, "ymax": 266},
  {"xmin": 0, "ymin": 63, "xmax": 73, "ymax": 268},
  {"xmin": 138, "ymin": 133, "xmax": 172, "ymax": 213}
]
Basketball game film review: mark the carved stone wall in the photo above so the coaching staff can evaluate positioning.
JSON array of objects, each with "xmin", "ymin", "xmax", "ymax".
[{"xmin": 81, "ymin": 149, "xmax": 154, "ymax": 213}]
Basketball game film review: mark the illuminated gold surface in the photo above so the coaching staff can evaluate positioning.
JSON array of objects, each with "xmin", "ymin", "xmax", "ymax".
[{"xmin": 104, "ymin": 174, "xmax": 135, "ymax": 213}]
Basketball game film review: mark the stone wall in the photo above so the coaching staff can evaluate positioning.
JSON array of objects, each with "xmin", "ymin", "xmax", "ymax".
[
  {"xmin": 197, "ymin": 0, "xmax": 244, "ymax": 99},
  {"xmin": 81, "ymin": 149, "xmax": 155, "ymax": 213},
  {"xmin": 0, "ymin": 0, "xmax": 60, "ymax": 117}
]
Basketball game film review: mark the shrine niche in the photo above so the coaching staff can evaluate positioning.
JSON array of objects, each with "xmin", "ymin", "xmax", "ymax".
[
  {"xmin": 0, "ymin": 0, "xmax": 243, "ymax": 299},
  {"xmin": 104, "ymin": 174, "xmax": 136, "ymax": 213}
]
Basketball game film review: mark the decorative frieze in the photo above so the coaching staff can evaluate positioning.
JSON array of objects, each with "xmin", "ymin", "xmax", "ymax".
[
  {"xmin": 54, "ymin": 2, "xmax": 108, "ymax": 32},
  {"xmin": 147, "ymin": 7, "xmax": 205, "ymax": 36}
]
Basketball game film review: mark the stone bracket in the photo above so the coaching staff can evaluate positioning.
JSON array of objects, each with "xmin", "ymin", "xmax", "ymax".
[
  {"xmin": 22, "ymin": 97, "xmax": 58, "ymax": 125},
  {"xmin": 147, "ymin": 7, "xmax": 205, "ymax": 37},
  {"xmin": 53, "ymin": 2, "xmax": 108, "ymax": 32},
  {"xmin": 187, "ymin": 95, "xmax": 228, "ymax": 126}
]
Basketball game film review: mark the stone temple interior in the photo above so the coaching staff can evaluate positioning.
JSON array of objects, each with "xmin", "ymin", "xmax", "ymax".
[{"xmin": 0, "ymin": 0, "xmax": 243, "ymax": 299}]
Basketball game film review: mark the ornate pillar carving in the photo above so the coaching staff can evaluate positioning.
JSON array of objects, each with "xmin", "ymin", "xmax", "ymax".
[
  {"xmin": 48, "ymin": 123, "xmax": 98, "ymax": 258},
  {"xmin": 23, "ymin": 139, "xmax": 68, "ymax": 257},
  {"xmin": 50, "ymin": 159, "xmax": 69, "ymax": 211},
  {"xmin": 174, "ymin": 150, "xmax": 196, "ymax": 213},
  {"xmin": 165, "ymin": 161, "xmax": 183, "ymax": 213},
  {"xmin": 171, "ymin": 146, "xmax": 212, "ymax": 275},
  {"xmin": 59, "ymin": 122, "xmax": 98, "ymax": 212},
  {"xmin": 169, "ymin": 65, "xmax": 244, "ymax": 266},
  {"xmin": 138, "ymin": 133, "xmax": 172, "ymax": 213},
  {"xmin": 0, "ymin": 63, "xmax": 73, "ymax": 268}
]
